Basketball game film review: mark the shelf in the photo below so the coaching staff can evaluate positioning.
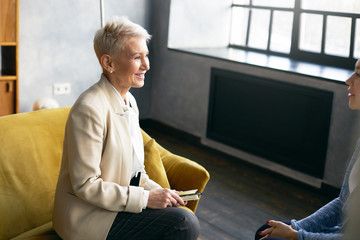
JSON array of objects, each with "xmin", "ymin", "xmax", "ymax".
[
  {"xmin": 1, "ymin": 46, "xmax": 16, "ymax": 75},
  {"xmin": 0, "ymin": 42, "xmax": 17, "ymax": 46},
  {"xmin": 0, "ymin": 76, "xmax": 16, "ymax": 81}
]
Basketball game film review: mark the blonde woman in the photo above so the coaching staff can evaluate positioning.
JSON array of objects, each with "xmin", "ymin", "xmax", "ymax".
[{"xmin": 53, "ymin": 17, "xmax": 199, "ymax": 240}]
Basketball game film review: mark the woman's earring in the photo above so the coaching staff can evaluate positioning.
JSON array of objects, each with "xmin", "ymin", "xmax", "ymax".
[{"xmin": 110, "ymin": 70, "xmax": 113, "ymax": 73}]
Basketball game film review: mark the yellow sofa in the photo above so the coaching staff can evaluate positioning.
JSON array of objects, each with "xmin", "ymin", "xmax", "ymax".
[{"xmin": 0, "ymin": 107, "xmax": 210, "ymax": 240}]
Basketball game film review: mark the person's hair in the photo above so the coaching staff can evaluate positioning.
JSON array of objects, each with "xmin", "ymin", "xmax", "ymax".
[{"xmin": 93, "ymin": 16, "xmax": 151, "ymax": 60}]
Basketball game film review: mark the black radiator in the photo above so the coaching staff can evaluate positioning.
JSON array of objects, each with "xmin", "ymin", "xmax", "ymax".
[{"xmin": 207, "ymin": 68, "xmax": 333, "ymax": 178}]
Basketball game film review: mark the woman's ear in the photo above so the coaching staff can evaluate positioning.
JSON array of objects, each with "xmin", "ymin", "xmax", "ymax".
[{"xmin": 100, "ymin": 54, "xmax": 114, "ymax": 73}]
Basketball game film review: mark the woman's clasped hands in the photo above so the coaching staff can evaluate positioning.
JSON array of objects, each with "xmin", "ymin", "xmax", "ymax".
[{"xmin": 258, "ymin": 220, "xmax": 298, "ymax": 240}]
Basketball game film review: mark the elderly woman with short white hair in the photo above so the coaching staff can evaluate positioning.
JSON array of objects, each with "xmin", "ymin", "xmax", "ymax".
[{"xmin": 53, "ymin": 17, "xmax": 199, "ymax": 240}]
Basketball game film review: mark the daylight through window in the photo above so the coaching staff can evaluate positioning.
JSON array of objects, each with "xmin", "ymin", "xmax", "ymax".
[{"xmin": 230, "ymin": 0, "xmax": 360, "ymax": 69}]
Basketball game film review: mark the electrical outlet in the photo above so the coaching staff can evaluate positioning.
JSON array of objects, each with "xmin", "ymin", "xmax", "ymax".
[{"xmin": 53, "ymin": 83, "xmax": 71, "ymax": 95}]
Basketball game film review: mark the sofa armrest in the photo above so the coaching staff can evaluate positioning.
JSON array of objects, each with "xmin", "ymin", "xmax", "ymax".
[
  {"xmin": 156, "ymin": 144, "xmax": 210, "ymax": 213},
  {"xmin": 11, "ymin": 221, "xmax": 60, "ymax": 240}
]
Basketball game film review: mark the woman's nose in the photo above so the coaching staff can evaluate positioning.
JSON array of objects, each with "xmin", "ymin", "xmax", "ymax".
[
  {"xmin": 346, "ymin": 73, "xmax": 356, "ymax": 86},
  {"xmin": 141, "ymin": 57, "xmax": 150, "ymax": 70}
]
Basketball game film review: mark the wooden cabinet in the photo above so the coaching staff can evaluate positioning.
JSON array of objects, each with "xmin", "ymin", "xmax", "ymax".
[{"xmin": 0, "ymin": 0, "xmax": 18, "ymax": 116}]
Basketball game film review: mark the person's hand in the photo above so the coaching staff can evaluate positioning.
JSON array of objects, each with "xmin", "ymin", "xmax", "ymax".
[
  {"xmin": 258, "ymin": 220, "xmax": 298, "ymax": 240},
  {"xmin": 147, "ymin": 188, "xmax": 186, "ymax": 209}
]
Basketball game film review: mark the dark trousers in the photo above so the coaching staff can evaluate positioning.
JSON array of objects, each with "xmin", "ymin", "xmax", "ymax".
[
  {"xmin": 254, "ymin": 221, "xmax": 290, "ymax": 240},
  {"xmin": 106, "ymin": 207, "xmax": 200, "ymax": 240}
]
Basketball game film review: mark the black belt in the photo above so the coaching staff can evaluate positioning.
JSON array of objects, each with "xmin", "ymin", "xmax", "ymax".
[{"xmin": 130, "ymin": 172, "xmax": 141, "ymax": 186}]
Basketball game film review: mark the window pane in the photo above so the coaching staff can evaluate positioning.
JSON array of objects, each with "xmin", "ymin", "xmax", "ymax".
[
  {"xmin": 253, "ymin": 0, "xmax": 294, "ymax": 8},
  {"xmin": 248, "ymin": 9, "xmax": 270, "ymax": 50},
  {"xmin": 270, "ymin": 11, "xmax": 293, "ymax": 53},
  {"xmin": 302, "ymin": 0, "xmax": 360, "ymax": 14},
  {"xmin": 325, "ymin": 16, "xmax": 351, "ymax": 57},
  {"xmin": 233, "ymin": 0, "xmax": 250, "ymax": 4},
  {"xmin": 299, "ymin": 13, "xmax": 323, "ymax": 53},
  {"xmin": 230, "ymin": 7, "xmax": 249, "ymax": 46},
  {"xmin": 355, "ymin": 19, "xmax": 360, "ymax": 59}
]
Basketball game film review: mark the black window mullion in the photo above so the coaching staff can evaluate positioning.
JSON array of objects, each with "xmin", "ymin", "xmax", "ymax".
[
  {"xmin": 232, "ymin": 4, "xmax": 293, "ymax": 12},
  {"xmin": 267, "ymin": 10, "xmax": 274, "ymax": 51},
  {"xmin": 321, "ymin": 14, "xmax": 327, "ymax": 55},
  {"xmin": 349, "ymin": 17, "xmax": 356, "ymax": 58},
  {"xmin": 301, "ymin": 9, "xmax": 360, "ymax": 18},
  {"xmin": 246, "ymin": 9, "xmax": 252, "ymax": 47},
  {"xmin": 290, "ymin": 0, "xmax": 300, "ymax": 55}
]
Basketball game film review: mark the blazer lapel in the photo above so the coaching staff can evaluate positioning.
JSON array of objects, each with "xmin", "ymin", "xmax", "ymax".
[
  {"xmin": 96, "ymin": 74, "xmax": 144, "ymax": 173},
  {"xmin": 97, "ymin": 74, "xmax": 125, "ymax": 115}
]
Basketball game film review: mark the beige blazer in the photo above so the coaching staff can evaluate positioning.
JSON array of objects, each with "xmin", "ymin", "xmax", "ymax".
[{"xmin": 53, "ymin": 75, "xmax": 161, "ymax": 240}]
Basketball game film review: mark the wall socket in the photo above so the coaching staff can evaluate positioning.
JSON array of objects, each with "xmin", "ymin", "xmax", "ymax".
[{"xmin": 53, "ymin": 83, "xmax": 71, "ymax": 95}]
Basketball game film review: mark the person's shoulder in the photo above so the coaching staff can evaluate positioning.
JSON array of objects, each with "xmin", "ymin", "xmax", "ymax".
[
  {"xmin": 70, "ymin": 80, "xmax": 110, "ymax": 117},
  {"xmin": 75, "ymin": 80, "xmax": 107, "ymax": 106}
]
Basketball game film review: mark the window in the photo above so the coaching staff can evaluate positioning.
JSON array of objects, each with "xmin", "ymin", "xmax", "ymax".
[{"xmin": 230, "ymin": 0, "xmax": 360, "ymax": 69}]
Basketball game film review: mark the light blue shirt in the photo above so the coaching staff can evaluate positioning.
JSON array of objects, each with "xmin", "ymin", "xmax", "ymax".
[{"xmin": 291, "ymin": 139, "xmax": 360, "ymax": 240}]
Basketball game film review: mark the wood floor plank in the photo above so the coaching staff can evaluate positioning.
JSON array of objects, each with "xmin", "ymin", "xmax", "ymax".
[{"xmin": 198, "ymin": 219, "xmax": 239, "ymax": 240}]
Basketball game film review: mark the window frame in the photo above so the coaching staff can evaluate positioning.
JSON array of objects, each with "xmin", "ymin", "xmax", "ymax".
[{"xmin": 230, "ymin": 0, "xmax": 360, "ymax": 69}]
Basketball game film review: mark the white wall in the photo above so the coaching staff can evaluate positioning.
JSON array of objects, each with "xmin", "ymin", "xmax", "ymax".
[{"xmin": 19, "ymin": 0, "xmax": 152, "ymax": 118}]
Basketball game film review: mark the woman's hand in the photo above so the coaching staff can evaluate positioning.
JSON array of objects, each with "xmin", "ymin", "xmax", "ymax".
[
  {"xmin": 147, "ymin": 188, "xmax": 186, "ymax": 209},
  {"xmin": 258, "ymin": 220, "xmax": 298, "ymax": 240}
]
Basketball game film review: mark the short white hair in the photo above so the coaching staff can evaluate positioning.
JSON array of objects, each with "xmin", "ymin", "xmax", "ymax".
[{"xmin": 93, "ymin": 16, "xmax": 151, "ymax": 60}]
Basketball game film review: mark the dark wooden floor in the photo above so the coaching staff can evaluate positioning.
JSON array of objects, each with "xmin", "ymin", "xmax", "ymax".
[{"xmin": 141, "ymin": 121, "xmax": 336, "ymax": 240}]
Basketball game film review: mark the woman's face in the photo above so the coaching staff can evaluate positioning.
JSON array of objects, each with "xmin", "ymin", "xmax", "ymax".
[
  {"xmin": 110, "ymin": 36, "xmax": 150, "ymax": 92},
  {"xmin": 346, "ymin": 60, "xmax": 360, "ymax": 110}
]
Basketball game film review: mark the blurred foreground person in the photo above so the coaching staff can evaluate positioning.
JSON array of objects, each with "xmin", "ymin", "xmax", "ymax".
[{"xmin": 255, "ymin": 59, "xmax": 360, "ymax": 240}]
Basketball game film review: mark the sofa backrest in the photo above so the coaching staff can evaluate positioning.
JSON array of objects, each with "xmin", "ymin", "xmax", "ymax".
[{"xmin": 0, "ymin": 107, "xmax": 71, "ymax": 239}]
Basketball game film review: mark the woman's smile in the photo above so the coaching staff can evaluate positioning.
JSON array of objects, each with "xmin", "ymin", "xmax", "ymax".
[{"xmin": 135, "ymin": 72, "xmax": 146, "ymax": 79}]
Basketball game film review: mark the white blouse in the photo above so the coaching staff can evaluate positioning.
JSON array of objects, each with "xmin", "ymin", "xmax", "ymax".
[
  {"xmin": 111, "ymin": 87, "xmax": 145, "ymax": 177},
  {"xmin": 110, "ymin": 85, "xmax": 149, "ymax": 208}
]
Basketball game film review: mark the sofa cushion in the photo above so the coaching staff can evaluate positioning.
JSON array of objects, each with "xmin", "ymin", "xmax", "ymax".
[
  {"xmin": 144, "ymin": 139, "xmax": 171, "ymax": 189},
  {"xmin": 0, "ymin": 107, "xmax": 70, "ymax": 239}
]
